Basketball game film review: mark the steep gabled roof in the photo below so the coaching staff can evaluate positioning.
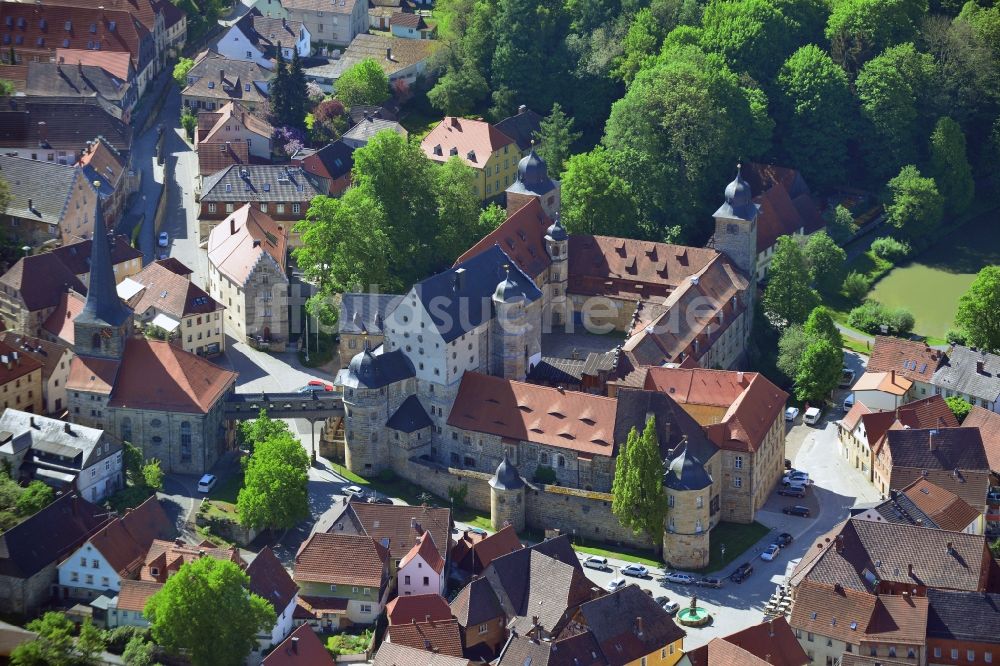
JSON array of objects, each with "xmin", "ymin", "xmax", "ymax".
[
  {"xmin": 0, "ymin": 155, "xmax": 85, "ymax": 229},
  {"xmin": 247, "ymin": 547, "xmax": 298, "ymax": 614},
  {"xmin": 399, "ymin": 531, "xmax": 444, "ymax": 574},
  {"xmin": 385, "ymin": 593, "xmax": 451, "ymax": 626},
  {"xmin": 294, "ymin": 532, "xmax": 388, "ymax": 588},
  {"xmin": 450, "ymin": 575, "xmax": 503, "ymax": 628},
  {"xmin": 385, "ymin": 618, "xmax": 464, "ymax": 658},
  {"xmin": 868, "ymin": 336, "xmax": 943, "ymax": 383},
  {"xmin": 495, "ymin": 106, "xmax": 543, "ymax": 153},
  {"xmin": 571, "ymin": 584, "xmax": 686, "ymax": 663},
  {"xmin": 81, "ymin": 496, "xmax": 174, "ymax": 577},
  {"xmin": 263, "ymin": 623, "xmax": 335, "ymax": 665},
  {"xmin": 933, "ymin": 345, "xmax": 1000, "ymax": 402},
  {"xmin": 421, "ymin": 116, "xmax": 515, "ymax": 168},
  {"xmin": 373, "ymin": 642, "xmax": 471, "ymax": 666},
  {"xmin": 207, "ymin": 203, "xmax": 288, "ymax": 285},
  {"xmin": 964, "ymin": 405, "xmax": 1000, "ymax": 472},
  {"xmin": 455, "ymin": 198, "xmax": 552, "ymax": 280}
]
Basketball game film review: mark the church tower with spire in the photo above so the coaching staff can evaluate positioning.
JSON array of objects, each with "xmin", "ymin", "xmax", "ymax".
[
  {"xmin": 74, "ymin": 191, "xmax": 133, "ymax": 360},
  {"xmin": 712, "ymin": 164, "xmax": 759, "ymax": 282}
]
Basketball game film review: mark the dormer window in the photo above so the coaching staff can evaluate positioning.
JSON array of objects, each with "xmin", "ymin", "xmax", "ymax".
[
  {"xmin": 449, "ymin": 147, "xmax": 457, "ymax": 156},
  {"xmin": 65, "ymin": 20, "xmax": 72, "ymax": 31},
  {"xmin": 244, "ymin": 83, "xmax": 250, "ymax": 92},
  {"xmin": 108, "ymin": 20, "xmax": 116, "ymax": 30},
  {"xmin": 433, "ymin": 144, "xmax": 442, "ymax": 156},
  {"xmin": 225, "ymin": 183, "xmax": 232, "ymax": 192},
  {"xmin": 89, "ymin": 23, "xmax": 96, "ymax": 33},
  {"xmin": 150, "ymin": 567, "xmax": 159, "ymax": 576},
  {"xmin": 467, "ymin": 150, "xmax": 476, "ymax": 162},
  {"xmin": 208, "ymin": 81, "xmax": 215, "ymax": 89}
]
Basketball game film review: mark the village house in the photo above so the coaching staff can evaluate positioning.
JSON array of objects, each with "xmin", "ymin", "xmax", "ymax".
[
  {"xmin": 293, "ymin": 532, "xmax": 391, "ymax": 628},
  {"xmin": 54, "ymin": 50, "xmax": 137, "ymax": 94},
  {"xmin": 215, "ymin": 8, "xmax": 310, "ymax": 69},
  {"xmin": 962, "ymin": 406, "xmax": 1000, "ymax": 535},
  {"xmin": 367, "ymin": 0, "xmax": 400, "ymax": 31},
  {"xmin": 198, "ymin": 164, "xmax": 323, "ymax": 239},
  {"xmin": 303, "ymin": 34, "xmax": 436, "ymax": 92},
  {"xmin": 0, "ymin": 492, "xmax": 108, "ymax": 615},
  {"xmin": 866, "ymin": 336, "xmax": 944, "ymax": 401},
  {"xmin": 66, "ymin": 203, "xmax": 237, "ymax": 475},
  {"xmin": 385, "ymin": 618, "xmax": 465, "ymax": 658},
  {"xmin": 0, "ymin": 333, "xmax": 73, "ymax": 415},
  {"xmin": 77, "ymin": 138, "xmax": 138, "ymax": 229},
  {"xmin": 421, "ymin": 117, "xmax": 518, "ymax": 201},
  {"xmin": 926, "ymin": 590, "xmax": 1000, "ymax": 666},
  {"xmin": 206, "ymin": 203, "xmax": 290, "ymax": 350},
  {"xmin": 117, "ymin": 259, "xmax": 225, "ymax": 357},
  {"xmin": 451, "ymin": 524, "xmax": 523, "ymax": 577},
  {"xmin": 292, "ymin": 139, "xmax": 353, "ymax": 196},
  {"xmin": 0, "ymin": 155, "xmax": 100, "ymax": 245},
  {"xmin": 182, "ymin": 50, "xmax": 271, "ymax": 113},
  {"xmin": 0, "ymin": 97, "xmax": 132, "ymax": 165},
  {"xmin": 372, "ymin": 643, "xmax": 471, "ymax": 666},
  {"xmin": 48, "ymin": 234, "xmax": 144, "ymax": 288},
  {"xmin": 196, "ymin": 101, "xmax": 275, "ymax": 165},
  {"xmin": 932, "ymin": 345, "xmax": 1000, "ymax": 413},
  {"xmin": 851, "ymin": 370, "xmax": 913, "ymax": 411},
  {"xmin": 247, "ymin": 0, "xmax": 289, "ymax": 19},
  {"xmin": 872, "ymin": 427, "xmax": 991, "ymax": 511},
  {"xmin": 385, "ymin": 593, "xmax": 451, "ymax": 626},
  {"xmin": 396, "ymin": 531, "xmax": 445, "ymax": 597},
  {"xmin": 283, "ymin": 0, "xmax": 368, "ymax": 48},
  {"xmin": 0, "ymin": 408, "xmax": 119, "ymax": 500},
  {"xmin": 263, "ymin": 623, "xmax": 336, "ymax": 666},
  {"xmin": 680, "ymin": 617, "xmax": 809, "ymax": 666},
  {"xmin": 247, "ymin": 547, "xmax": 299, "ymax": 653},
  {"xmin": 21, "ymin": 61, "xmax": 137, "ymax": 117},
  {"xmin": 55, "ymin": 497, "xmax": 173, "ymax": 601},
  {"xmin": 494, "ymin": 105, "xmax": 543, "ymax": 159},
  {"xmin": 390, "ymin": 12, "xmax": 435, "ymax": 39},
  {"xmin": 856, "ymin": 478, "xmax": 984, "ymax": 535},
  {"xmin": 450, "ymin": 576, "xmax": 506, "ymax": 659},
  {"xmin": 341, "ymin": 114, "xmax": 407, "ymax": 149},
  {"xmin": 0, "ymin": 341, "xmax": 43, "ymax": 414}
]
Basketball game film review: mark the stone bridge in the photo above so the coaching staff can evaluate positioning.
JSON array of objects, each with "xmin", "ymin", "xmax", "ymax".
[{"xmin": 223, "ymin": 391, "xmax": 345, "ymax": 421}]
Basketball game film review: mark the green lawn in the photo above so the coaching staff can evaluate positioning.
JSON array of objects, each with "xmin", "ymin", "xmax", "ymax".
[
  {"xmin": 842, "ymin": 336, "xmax": 871, "ymax": 355},
  {"xmin": 692, "ymin": 521, "xmax": 770, "ymax": 574},
  {"xmin": 400, "ymin": 111, "xmax": 439, "ymax": 142},
  {"xmin": 573, "ymin": 542, "xmax": 661, "ymax": 568}
]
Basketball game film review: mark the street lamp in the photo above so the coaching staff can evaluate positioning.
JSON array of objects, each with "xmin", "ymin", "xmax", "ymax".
[
  {"xmin": 720, "ymin": 543, "xmax": 726, "ymax": 562},
  {"xmin": 20, "ymin": 245, "xmax": 30, "ymax": 258}
]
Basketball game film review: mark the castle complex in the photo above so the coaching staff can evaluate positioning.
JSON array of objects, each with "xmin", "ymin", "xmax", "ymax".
[{"xmin": 335, "ymin": 153, "xmax": 786, "ymax": 567}]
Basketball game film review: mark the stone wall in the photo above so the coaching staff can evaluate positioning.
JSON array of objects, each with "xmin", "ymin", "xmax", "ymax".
[{"xmin": 0, "ymin": 564, "xmax": 57, "ymax": 617}]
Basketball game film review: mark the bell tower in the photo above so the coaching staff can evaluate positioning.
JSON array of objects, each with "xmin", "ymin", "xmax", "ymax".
[
  {"xmin": 712, "ymin": 164, "xmax": 759, "ymax": 282},
  {"xmin": 73, "ymin": 191, "xmax": 133, "ymax": 360}
]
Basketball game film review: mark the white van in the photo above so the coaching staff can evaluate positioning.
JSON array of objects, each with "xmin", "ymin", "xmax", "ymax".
[
  {"xmin": 803, "ymin": 407, "xmax": 823, "ymax": 425},
  {"xmin": 843, "ymin": 394, "xmax": 855, "ymax": 412}
]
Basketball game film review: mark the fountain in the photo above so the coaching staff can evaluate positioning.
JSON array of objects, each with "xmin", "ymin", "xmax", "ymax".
[{"xmin": 676, "ymin": 594, "xmax": 711, "ymax": 627}]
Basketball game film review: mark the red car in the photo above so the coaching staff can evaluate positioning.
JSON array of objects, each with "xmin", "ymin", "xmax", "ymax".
[{"xmin": 300, "ymin": 380, "xmax": 333, "ymax": 393}]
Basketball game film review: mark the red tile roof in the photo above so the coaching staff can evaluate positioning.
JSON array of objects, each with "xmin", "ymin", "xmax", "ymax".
[
  {"xmin": 454, "ymin": 524, "xmax": 523, "ymax": 574},
  {"xmin": 385, "ymin": 593, "xmax": 451, "ymax": 626},
  {"xmin": 386, "ymin": 618, "xmax": 464, "ymax": 658},
  {"xmin": 106, "ymin": 339, "xmax": 236, "ymax": 414},
  {"xmin": 66, "ymin": 354, "xmax": 119, "ymax": 395},
  {"xmin": 116, "ymin": 578, "xmax": 162, "ymax": 612},
  {"xmin": 43, "ymin": 290, "xmax": 85, "ymax": 345},
  {"xmin": 421, "ymin": 117, "xmax": 514, "ymax": 169},
  {"xmin": 123, "ymin": 261, "xmax": 222, "ymax": 319},
  {"xmin": 197, "ymin": 140, "xmax": 250, "ymax": 176},
  {"xmin": 82, "ymin": 496, "xmax": 173, "ymax": 577},
  {"xmin": 448, "ymin": 372, "xmax": 618, "ymax": 455},
  {"xmin": 455, "ymin": 198, "xmax": 552, "ymax": 280},
  {"xmin": 864, "ymin": 594, "xmax": 929, "ymax": 645},
  {"xmin": 685, "ymin": 617, "xmax": 808, "ymax": 666},
  {"xmin": 373, "ymin": 643, "xmax": 472, "ymax": 666},
  {"xmin": 200, "ymin": 101, "xmax": 273, "ymax": 144},
  {"xmin": 0, "ymin": 339, "xmax": 43, "ymax": 386},
  {"xmin": 853, "ymin": 370, "xmax": 913, "ymax": 396},
  {"xmin": 963, "ymin": 406, "xmax": 1000, "ymax": 472},
  {"xmin": 900, "ymin": 478, "xmax": 981, "ymax": 533},
  {"xmin": 55, "ymin": 49, "xmax": 133, "ymax": 79},
  {"xmin": 868, "ymin": 336, "xmax": 943, "ymax": 383},
  {"xmin": 753, "ymin": 180, "xmax": 824, "ymax": 253},
  {"xmin": 864, "ymin": 395, "xmax": 958, "ymax": 452},
  {"xmin": 78, "ymin": 137, "xmax": 126, "ymax": 186},
  {"xmin": 141, "ymin": 539, "xmax": 243, "ymax": 583},
  {"xmin": 842, "ymin": 401, "xmax": 873, "ymax": 432},
  {"xmin": 246, "ymin": 547, "xmax": 298, "ymax": 614},
  {"xmin": 789, "ymin": 579, "xmax": 877, "ymax": 644},
  {"xmin": 347, "ymin": 503, "xmax": 452, "ymax": 564},
  {"xmin": 263, "ymin": 623, "xmax": 335, "ymax": 666},
  {"xmin": 207, "ymin": 203, "xmax": 288, "ymax": 285},
  {"xmin": 294, "ymin": 533, "xmax": 388, "ymax": 588},
  {"xmin": 399, "ymin": 531, "xmax": 444, "ymax": 574}
]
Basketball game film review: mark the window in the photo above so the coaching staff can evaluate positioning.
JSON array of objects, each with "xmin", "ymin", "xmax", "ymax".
[
  {"xmin": 734, "ymin": 476, "xmax": 742, "ymax": 488},
  {"xmin": 668, "ymin": 494, "xmax": 674, "ymax": 507},
  {"xmin": 422, "ymin": 576, "xmax": 429, "ymax": 586},
  {"xmin": 208, "ymin": 203, "xmax": 217, "ymax": 213},
  {"xmin": 807, "ymin": 633, "xmax": 813, "ymax": 642},
  {"xmin": 478, "ymin": 623, "xmax": 488, "ymax": 635},
  {"xmin": 85, "ymin": 574, "xmax": 93, "ymax": 585},
  {"xmin": 260, "ymin": 203, "xmax": 268, "ymax": 213},
  {"xmin": 934, "ymin": 648, "xmax": 941, "ymax": 658},
  {"xmin": 404, "ymin": 575, "xmax": 410, "ymax": 585},
  {"xmin": 360, "ymin": 603, "xmax": 372, "ymax": 613},
  {"xmin": 734, "ymin": 455, "xmax": 743, "ymax": 469},
  {"xmin": 986, "ymin": 652, "xmax": 992, "ymax": 663},
  {"xmin": 246, "ymin": 50, "xmax": 252, "ymax": 57},
  {"xmin": 953, "ymin": 650, "xmax": 960, "ymax": 659},
  {"xmin": 92, "ymin": 559, "xmax": 99, "ymax": 568},
  {"xmin": 292, "ymin": 203, "xmax": 301, "ymax": 214},
  {"xmin": 70, "ymin": 571, "xmax": 79, "ymax": 582},
  {"xmin": 969, "ymin": 651, "xmax": 976, "ymax": 661},
  {"xmin": 696, "ymin": 495, "xmax": 703, "ymax": 508}
]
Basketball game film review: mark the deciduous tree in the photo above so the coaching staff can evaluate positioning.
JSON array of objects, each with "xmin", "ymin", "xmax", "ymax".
[
  {"xmin": 763, "ymin": 235, "xmax": 821, "ymax": 327},
  {"xmin": 777, "ymin": 325, "xmax": 808, "ymax": 379},
  {"xmin": 172, "ymin": 57, "xmax": 194, "ymax": 87},
  {"xmin": 15, "ymin": 481, "xmax": 53, "ymax": 516},
  {"xmin": 560, "ymin": 148, "xmax": 639, "ymax": 238},
  {"xmin": 236, "ymin": 425, "xmax": 310, "ymax": 531},
  {"xmin": 794, "ymin": 339, "xmax": 842, "ymax": 403},
  {"xmin": 142, "ymin": 460, "xmax": 164, "ymax": 491},
  {"xmin": 427, "ymin": 64, "xmax": 488, "ymax": 116},
  {"xmin": 11, "ymin": 613, "xmax": 104, "ymax": 666},
  {"xmin": 146, "ymin": 558, "xmax": 275, "ymax": 666},
  {"xmin": 945, "ymin": 395, "xmax": 973, "ymax": 423},
  {"xmin": 928, "ymin": 116, "xmax": 974, "ymax": 214},
  {"xmin": 699, "ymin": 0, "xmax": 796, "ymax": 81},
  {"xmin": 804, "ymin": 306, "xmax": 843, "ymax": 350},
  {"xmin": 884, "ymin": 164, "xmax": 944, "ymax": 241},
  {"xmin": 825, "ymin": 0, "xmax": 928, "ymax": 74},
  {"xmin": 612, "ymin": 416, "xmax": 667, "ymax": 542},
  {"xmin": 804, "ymin": 231, "xmax": 847, "ymax": 296},
  {"xmin": 335, "ymin": 58, "xmax": 390, "ymax": 107},
  {"xmin": 955, "ymin": 266, "xmax": 1000, "ymax": 353}
]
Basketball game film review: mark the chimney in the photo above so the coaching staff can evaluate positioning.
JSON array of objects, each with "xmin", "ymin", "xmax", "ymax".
[
  {"xmin": 977, "ymin": 360, "xmax": 985, "ymax": 374},
  {"xmin": 531, "ymin": 615, "xmax": 539, "ymax": 627},
  {"xmin": 518, "ymin": 104, "xmax": 527, "ymax": 114},
  {"xmin": 27, "ymin": 198, "xmax": 32, "ymax": 211},
  {"xmin": 768, "ymin": 620, "xmax": 775, "ymax": 637},
  {"xmin": 290, "ymin": 636, "xmax": 298, "ymax": 654},
  {"xmin": 29, "ymin": 416, "xmax": 34, "ymax": 428},
  {"xmin": 410, "ymin": 517, "xmax": 417, "ymax": 530},
  {"xmin": 230, "ymin": 217, "xmax": 236, "ymax": 235},
  {"xmin": 450, "ymin": 116, "xmax": 461, "ymax": 129},
  {"xmin": 64, "ymin": 422, "xmax": 72, "ymax": 434},
  {"xmin": 929, "ymin": 430, "xmax": 936, "ymax": 452},
  {"xmin": 425, "ymin": 614, "xmax": 430, "ymax": 623},
  {"xmin": 385, "ymin": 47, "xmax": 392, "ymax": 61},
  {"xmin": 634, "ymin": 616, "xmax": 643, "ymax": 636},
  {"xmin": 946, "ymin": 541, "xmax": 954, "ymax": 554},
  {"xmin": 219, "ymin": 68, "xmax": 225, "ymax": 83},
  {"xmin": 835, "ymin": 534, "xmax": 844, "ymax": 553},
  {"xmin": 907, "ymin": 563, "xmax": 913, "ymax": 577},
  {"xmin": 891, "ymin": 369, "xmax": 896, "ymax": 384}
]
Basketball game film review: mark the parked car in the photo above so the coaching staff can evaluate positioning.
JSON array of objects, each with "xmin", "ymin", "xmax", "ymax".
[
  {"xmin": 783, "ymin": 471, "xmax": 810, "ymax": 485},
  {"xmin": 761, "ymin": 544, "xmax": 780, "ymax": 561},
  {"xmin": 839, "ymin": 368, "xmax": 856, "ymax": 388},
  {"xmin": 662, "ymin": 600, "xmax": 680, "ymax": 615},
  {"xmin": 158, "ymin": 231, "xmax": 169, "ymax": 247},
  {"xmin": 664, "ymin": 572, "xmax": 695, "ymax": 584},
  {"xmin": 582, "ymin": 556, "xmax": 609, "ymax": 571},
  {"xmin": 197, "ymin": 473, "xmax": 217, "ymax": 493},
  {"xmin": 299, "ymin": 380, "xmax": 334, "ymax": 393},
  {"xmin": 785, "ymin": 406, "xmax": 800, "ymax": 421},
  {"xmin": 774, "ymin": 533, "xmax": 794, "ymax": 547},
  {"xmin": 344, "ymin": 485, "xmax": 366, "ymax": 499},
  {"xmin": 804, "ymin": 407, "xmax": 823, "ymax": 425},
  {"xmin": 621, "ymin": 564, "xmax": 648, "ymax": 578},
  {"xmin": 783, "ymin": 505, "xmax": 811, "ymax": 517},
  {"xmin": 654, "ymin": 595, "xmax": 670, "ymax": 607},
  {"xmin": 696, "ymin": 576, "xmax": 723, "ymax": 588},
  {"xmin": 843, "ymin": 394, "xmax": 855, "ymax": 412},
  {"xmin": 777, "ymin": 485, "xmax": 806, "ymax": 498},
  {"xmin": 730, "ymin": 562, "xmax": 754, "ymax": 583},
  {"xmin": 607, "ymin": 577, "xmax": 627, "ymax": 592},
  {"xmin": 366, "ymin": 496, "xmax": 393, "ymax": 505}
]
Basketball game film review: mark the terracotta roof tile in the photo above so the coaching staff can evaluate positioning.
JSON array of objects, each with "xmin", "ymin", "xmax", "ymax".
[
  {"xmin": 399, "ymin": 531, "xmax": 444, "ymax": 574},
  {"xmin": 293, "ymin": 595, "xmax": 347, "ymax": 619},
  {"xmin": 197, "ymin": 140, "xmax": 250, "ymax": 176},
  {"xmin": 421, "ymin": 117, "xmax": 514, "ymax": 168},
  {"xmin": 263, "ymin": 623, "xmax": 335, "ymax": 665},
  {"xmin": 0, "ymin": 252, "xmax": 86, "ymax": 313},
  {"xmin": 864, "ymin": 594, "xmax": 929, "ymax": 645},
  {"xmin": 0, "ymin": 339, "xmax": 43, "ymax": 386},
  {"xmin": 122, "ymin": 261, "xmax": 222, "ymax": 319},
  {"xmin": 200, "ymin": 101, "xmax": 273, "ymax": 144},
  {"xmin": 385, "ymin": 593, "xmax": 451, "ymax": 626},
  {"xmin": 207, "ymin": 203, "xmax": 289, "ymax": 284},
  {"xmin": 853, "ymin": 371, "xmax": 912, "ymax": 395},
  {"xmin": 448, "ymin": 372, "xmax": 618, "ymax": 456},
  {"xmin": 685, "ymin": 617, "xmax": 807, "ymax": 666},
  {"xmin": 83, "ymin": 496, "xmax": 174, "ymax": 577},
  {"xmin": 963, "ymin": 405, "xmax": 1000, "ymax": 472},
  {"xmin": 385, "ymin": 618, "xmax": 463, "ymax": 658},
  {"xmin": 0, "ymin": 333, "xmax": 70, "ymax": 384},
  {"xmin": 247, "ymin": 547, "xmax": 298, "ymax": 614},
  {"xmin": 900, "ymin": 479, "xmax": 981, "ymax": 533},
  {"xmin": 569, "ymin": 584, "xmax": 686, "ymax": 662},
  {"xmin": 140, "ymin": 539, "xmax": 243, "ymax": 583},
  {"xmin": 456, "ymin": 524, "xmax": 523, "ymax": 574},
  {"xmin": 66, "ymin": 354, "xmax": 119, "ymax": 394},
  {"xmin": 455, "ymin": 198, "xmax": 552, "ymax": 280},
  {"xmin": 43, "ymin": 290, "xmax": 85, "ymax": 345},
  {"xmin": 373, "ymin": 642, "xmax": 471, "ymax": 666},
  {"xmin": 55, "ymin": 49, "xmax": 133, "ymax": 80},
  {"xmin": 294, "ymin": 532, "xmax": 388, "ymax": 588},
  {"xmin": 348, "ymin": 503, "xmax": 451, "ymax": 564},
  {"xmin": 868, "ymin": 336, "xmax": 943, "ymax": 383},
  {"xmin": 842, "ymin": 401, "xmax": 873, "ymax": 432},
  {"xmin": 116, "ymin": 579, "xmax": 161, "ymax": 612},
  {"xmin": 790, "ymin": 579, "xmax": 877, "ymax": 644},
  {"xmin": 106, "ymin": 339, "xmax": 236, "ymax": 413},
  {"xmin": 754, "ymin": 181, "xmax": 812, "ymax": 252}
]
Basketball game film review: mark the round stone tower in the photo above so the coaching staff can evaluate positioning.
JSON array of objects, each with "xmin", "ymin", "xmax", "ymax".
[
  {"xmin": 489, "ymin": 454, "xmax": 525, "ymax": 532},
  {"xmin": 491, "ymin": 267, "xmax": 529, "ymax": 381},
  {"xmin": 544, "ymin": 214, "xmax": 569, "ymax": 328},
  {"xmin": 662, "ymin": 442, "xmax": 713, "ymax": 569},
  {"xmin": 340, "ymin": 341, "xmax": 388, "ymax": 475}
]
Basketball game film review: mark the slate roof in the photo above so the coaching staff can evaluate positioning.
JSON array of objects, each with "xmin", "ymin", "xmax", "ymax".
[
  {"xmin": 385, "ymin": 394, "xmax": 432, "ymax": 433},
  {"xmin": 263, "ymin": 623, "xmax": 335, "ymax": 665},
  {"xmin": 339, "ymin": 292, "xmax": 402, "ymax": 335},
  {"xmin": 373, "ymin": 642, "xmax": 471, "ymax": 666},
  {"xmin": 926, "ymin": 589, "xmax": 1000, "ymax": 643},
  {"xmin": 0, "ymin": 97, "xmax": 132, "ymax": 152},
  {"xmin": 207, "ymin": 203, "xmax": 288, "ymax": 285},
  {"xmin": 294, "ymin": 532, "xmax": 388, "ymax": 587},
  {"xmin": 0, "ymin": 407, "xmax": 116, "ymax": 482},
  {"xmin": 790, "ymin": 517, "xmax": 991, "ymax": 593},
  {"xmin": 385, "ymin": 618, "xmax": 464, "ymax": 658},
  {"xmin": 570, "ymin": 584, "xmax": 686, "ymax": 663},
  {"xmin": 497, "ymin": 631, "xmax": 606, "ymax": 666},
  {"xmin": 246, "ymin": 546, "xmax": 298, "ymax": 614},
  {"xmin": 964, "ymin": 405, "xmax": 1000, "ymax": 472},
  {"xmin": 201, "ymin": 164, "xmax": 323, "ymax": 202},
  {"xmin": 0, "ymin": 492, "xmax": 108, "ymax": 578},
  {"xmin": 25, "ymin": 61, "xmax": 131, "ymax": 105},
  {"xmin": 422, "ymin": 116, "xmax": 515, "ymax": 169},
  {"xmin": 527, "ymin": 356, "xmax": 587, "ymax": 385},
  {"xmin": 342, "ymin": 116, "xmax": 407, "ymax": 144},
  {"xmin": 495, "ymin": 106, "xmax": 543, "ymax": 153},
  {"xmin": 183, "ymin": 50, "xmax": 271, "ymax": 105},
  {"xmin": 231, "ymin": 9, "xmax": 305, "ymax": 54},
  {"xmin": 400, "ymin": 245, "xmax": 541, "ymax": 344},
  {"xmin": 104, "ymin": 339, "xmax": 237, "ymax": 413},
  {"xmin": 933, "ymin": 345, "xmax": 1000, "ymax": 403},
  {"xmin": 77, "ymin": 198, "xmax": 132, "ymax": 328},
  {"xmin": 868, "ymin": 336, "xmax": 944, "ymax": 383},
  {"xmin": 455, "ymin": 197, "xmax": 553, "ymax": 281},
  {"xmin": 0, "ymin": 155, "xmax": 88, "ymax": 229},
  {"xmin": 121, "ymin": 260, "xmax": 222, "ymax": 320},
  {"xmin": 337, "ymin": 344, "xmax": 415, "ymax": 390},
  {"xmin": 450, "ymin": 575, "xmax": 503, "ymax": 627},
  {"xmin": 385, "ymin": 593, "xmax": 451, "ymax": 625}
]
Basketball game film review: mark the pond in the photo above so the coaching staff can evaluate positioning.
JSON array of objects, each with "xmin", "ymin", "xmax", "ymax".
[{"xmin": 867, "ymin": 212, "xmax": 1000, "ymax": 339}]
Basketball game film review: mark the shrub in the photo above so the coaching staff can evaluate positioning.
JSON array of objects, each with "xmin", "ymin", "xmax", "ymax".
[
  {"xmin": 447, "ymin": 484, "xmax": 468, "ymax": 509},
  {"xmin": 870, "ymin": 236, "xmax": 912, "ymax": 263},
  {"xmin": 106, "ymin": 626, "xmax": 147, "ymax": 654},
  {"xmin": 946, "ymin": 328, "xmax": 967, "ymax": 345},
  {"xmin": 847, "ymin": 301, "xmax": 915, "ymax": 335},
  {"xmin": 842, "ymin": 271, "xmax": 870, "ymax": 302},
  {"xmin": 180, "ymin": 108, "xmax": 196, "ymax": 140},
  {"xmin": 888, "ymin": 308, "xmax": 915, "ymax": 335},
  {"xmin": 533, "ymin": 465, "xmax": 557, "ymax": 484},
  {"xmin": 945, "ymin": 396, "xmax": 973, "ymax": 423}
]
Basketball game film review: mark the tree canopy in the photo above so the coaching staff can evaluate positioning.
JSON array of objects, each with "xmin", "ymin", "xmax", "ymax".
[
  {"xmin": 237, "ymin": 421, "xmax": 310, "ymax": 531},
  {"xmin": 794, "ymin": 338, "xmax": 842, "ymax": 403},
  {"xmin": 955, "ymin": 266, "xmax": 1000, "ymax": 353},
  {"xmin": 884, "ymin": 164, "xmax": 944, "ymax": 241},
  {"xmin": 763, "ymin": 235, "xmax": 821, "ymax": 327},
  {"xmin": 335, "ymin": 58, "xmax": 390, "ymax": 107},
  {"xmin": 535, "ymin": 103, "xmax": 581, "ymax": 176},
  {"xmin": 928, "ymin": 116, "xmax": 974, "ymax": 213},
  {"xmin": 11, "ymin": 613, "xmax": 105, "ymax": 666},
  {"xmin": 612, "ymin": 416, "xmax": 667, "ymax": 542},
  {"xmin": 146, "ymin": 557, "xmax": 275, "ymax": 666},
  {"xmin": 804, "ymin": 231, "xmax": 847, "ymax": 296}
]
